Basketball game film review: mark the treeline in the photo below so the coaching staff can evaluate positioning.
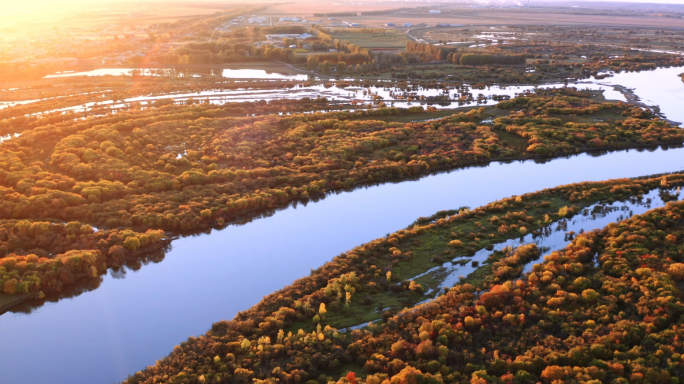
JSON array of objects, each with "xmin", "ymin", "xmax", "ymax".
[
  {"xmin": 329, "ymin": 28, "xmax": 387, "ymax": 34},
  {"xmin": 360, "ymin": 7, "xmax": 412, "ymax": 15},
  {"xmin": 0, "ymin": 221, "xmax": 166, "ymax": 295},
  {"xmin": 313, "ymin": 12, "xmax": 357, "ymax": 17},
  {"xmin": 123, "ymin": 173, "xmax": 684, "ymax": 384},
  {"xmin": 455, "ymin": 53, "xmax": 527, "ymax": 66},
  {"xmin": 0, "ymin": 89, "xmax": 680, "ymax": 236},
  {"xmin": 304, "ymin": 33, "xmax": 409, "ymax": 72},
  {"xmin": 169, "ymin": 38, "xmax": 302, "ymax": 64},
  {"xmin": 493, "ymin": 88, "xmax": 682, "ymax": 155},
  {"xmin": 405, "ymin": 42, "xmax": 459, "ymax": 62},
  {"xmin": 403, "ymin": 44, "xmax": 526, "ymax": 66},
  {"xmin": 155, "ymin": 26, "xmax": 311, "ymax": 65}
]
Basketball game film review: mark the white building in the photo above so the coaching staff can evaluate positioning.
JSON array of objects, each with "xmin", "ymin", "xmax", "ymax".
[
  {"xmin": 265, "ymin": 33, "xmax": 313, "ymax": 42},
  {"xmin": 429, "ymin": 10, "xmax": 441, "ymax": 14}
]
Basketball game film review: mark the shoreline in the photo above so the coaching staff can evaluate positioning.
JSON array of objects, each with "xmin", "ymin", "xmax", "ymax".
[
  {"xmin": 0, "ymin": 239, "xmax": 171, "ymax": 316},
  {"xmin": 0, "ymin": 292, "xmax": 42, "ymax": 315}
]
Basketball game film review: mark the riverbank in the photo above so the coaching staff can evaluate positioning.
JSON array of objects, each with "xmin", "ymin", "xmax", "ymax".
[
  {"xmin": 125, "ymin": 171, "xmax": 684, "ymax": 384},
  {"xmin": 0, "ymin": 292, "xmax": 42, "ymax": 315},
  {"xmin": 610, "ymin": 83, "xmax": 683, "ymax": 126},
  {"xmin": 0, "ymin": 237, "xmax": 171, "ymax": 315}
]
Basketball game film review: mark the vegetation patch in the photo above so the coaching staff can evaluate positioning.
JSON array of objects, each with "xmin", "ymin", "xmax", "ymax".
[{"xmin": 124, "ymin": 172, "xmax": 684, "ymax": 384}]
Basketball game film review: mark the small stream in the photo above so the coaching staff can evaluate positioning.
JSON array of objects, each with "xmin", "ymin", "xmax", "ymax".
[{"xmin": 415, "ymin": 189, "xmax": 672, "ymax": 293}]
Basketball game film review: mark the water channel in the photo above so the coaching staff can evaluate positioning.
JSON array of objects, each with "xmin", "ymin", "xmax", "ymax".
[
  {"xmin": 412, "ymin": 189, "xmax": 671, "ymax": 294},
  {"xmin": 44, "ymin": 68, "xmax": 310, "ymax": 80},
  {"xmin": 0, "ymin": 66, "xmax": 683, "ymax": 384}
]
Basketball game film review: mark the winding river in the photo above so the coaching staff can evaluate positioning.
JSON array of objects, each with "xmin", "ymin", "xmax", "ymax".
[{"xmin": 1, "ymin": 66, "xmax": 684, "ymax": 384}]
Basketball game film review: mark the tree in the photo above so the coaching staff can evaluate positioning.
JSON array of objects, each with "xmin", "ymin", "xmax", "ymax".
[
  {"xmin": 306, "ymin": 56, "xmax": 318, "ymax": 71},
  {"xmin": 336, "ymin": 61, "xmax": 346, "ymax": 74},
  {"xmin": 123, "ymin": 236, "xmax": 141, "ymax": 251}
]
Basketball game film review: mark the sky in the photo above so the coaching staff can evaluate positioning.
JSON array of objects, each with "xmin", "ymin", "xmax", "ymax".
[{"xmin": 1, "ymin": 0, "xmax": 682, "ymax": 19}]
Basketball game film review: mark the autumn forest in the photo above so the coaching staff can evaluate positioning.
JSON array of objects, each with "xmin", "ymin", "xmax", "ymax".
[{"xmin": 3, "ymin": 1, "xmax": 684, "ymax": 384}]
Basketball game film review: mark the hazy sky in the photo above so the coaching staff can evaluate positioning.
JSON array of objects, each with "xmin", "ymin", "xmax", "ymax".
[{"xmin": 2, "ymin": 0, "xmax": 682, "ymax": 19}]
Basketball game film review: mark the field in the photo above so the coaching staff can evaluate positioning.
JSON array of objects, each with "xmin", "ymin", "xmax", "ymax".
[
  {"xmin": 330, "ymin": 32, "xmax": 410, "ymax": 49},
  {"xmin": 260, "ymin": 2, "xmax": 684, "ymax": 30}
]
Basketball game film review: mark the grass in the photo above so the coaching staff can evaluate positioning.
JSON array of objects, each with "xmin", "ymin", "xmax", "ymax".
[
  {"xmin": 359, "ymin": 108, "xmax": 469, "ymax": 123},
  {"xmin": 495, "ymin": 129, "xmax": 530, "ymax": 152},
  {"xmin": 301, "ymin": 193, "xmax": 610, "ymax": 333}
]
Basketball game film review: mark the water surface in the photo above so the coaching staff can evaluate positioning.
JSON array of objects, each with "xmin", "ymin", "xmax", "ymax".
[{"xmin": 44, "ymin": 68, "xmax": 309, "ymax": 80}]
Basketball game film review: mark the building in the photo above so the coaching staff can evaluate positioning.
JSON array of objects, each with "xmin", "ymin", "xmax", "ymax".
[
  {"xmin": 429, "ymin": 10, "xmax": 441, "ymax": 14},
  {"xmin": 385, "ymin": 23, "xmax": 395, "ymax": 27},
  {"xmin": 403, "ymin": 23, "xmax": 413, "ymax": 27},
  {"xmin": 265, "ymin": 33, "xmax": 313, "ymax": 42},
  {"xmin": 248, "ymin": 16, "xmax": 267, "ymax": 24}
]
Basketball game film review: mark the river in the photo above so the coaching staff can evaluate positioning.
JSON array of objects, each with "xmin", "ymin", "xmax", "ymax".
[{"xmin": 0, "ymin": 66, "xmax": 683, "ymax": 384}]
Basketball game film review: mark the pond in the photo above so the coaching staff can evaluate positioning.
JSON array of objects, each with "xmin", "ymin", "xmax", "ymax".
[
  {"xmin": 0, "ymin": 66, "xmax": 683, "ymax": 384},
  {"xmin": 592, "ymin": 65, "xmax": 684, "ymax": 125},
  {"xmin": 43, "ymin": 67, "xmax": 310, "ymax": 80},
  {"xmin": 31, "ymin": 81, "xmax": 626, "ymax": 117}
]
